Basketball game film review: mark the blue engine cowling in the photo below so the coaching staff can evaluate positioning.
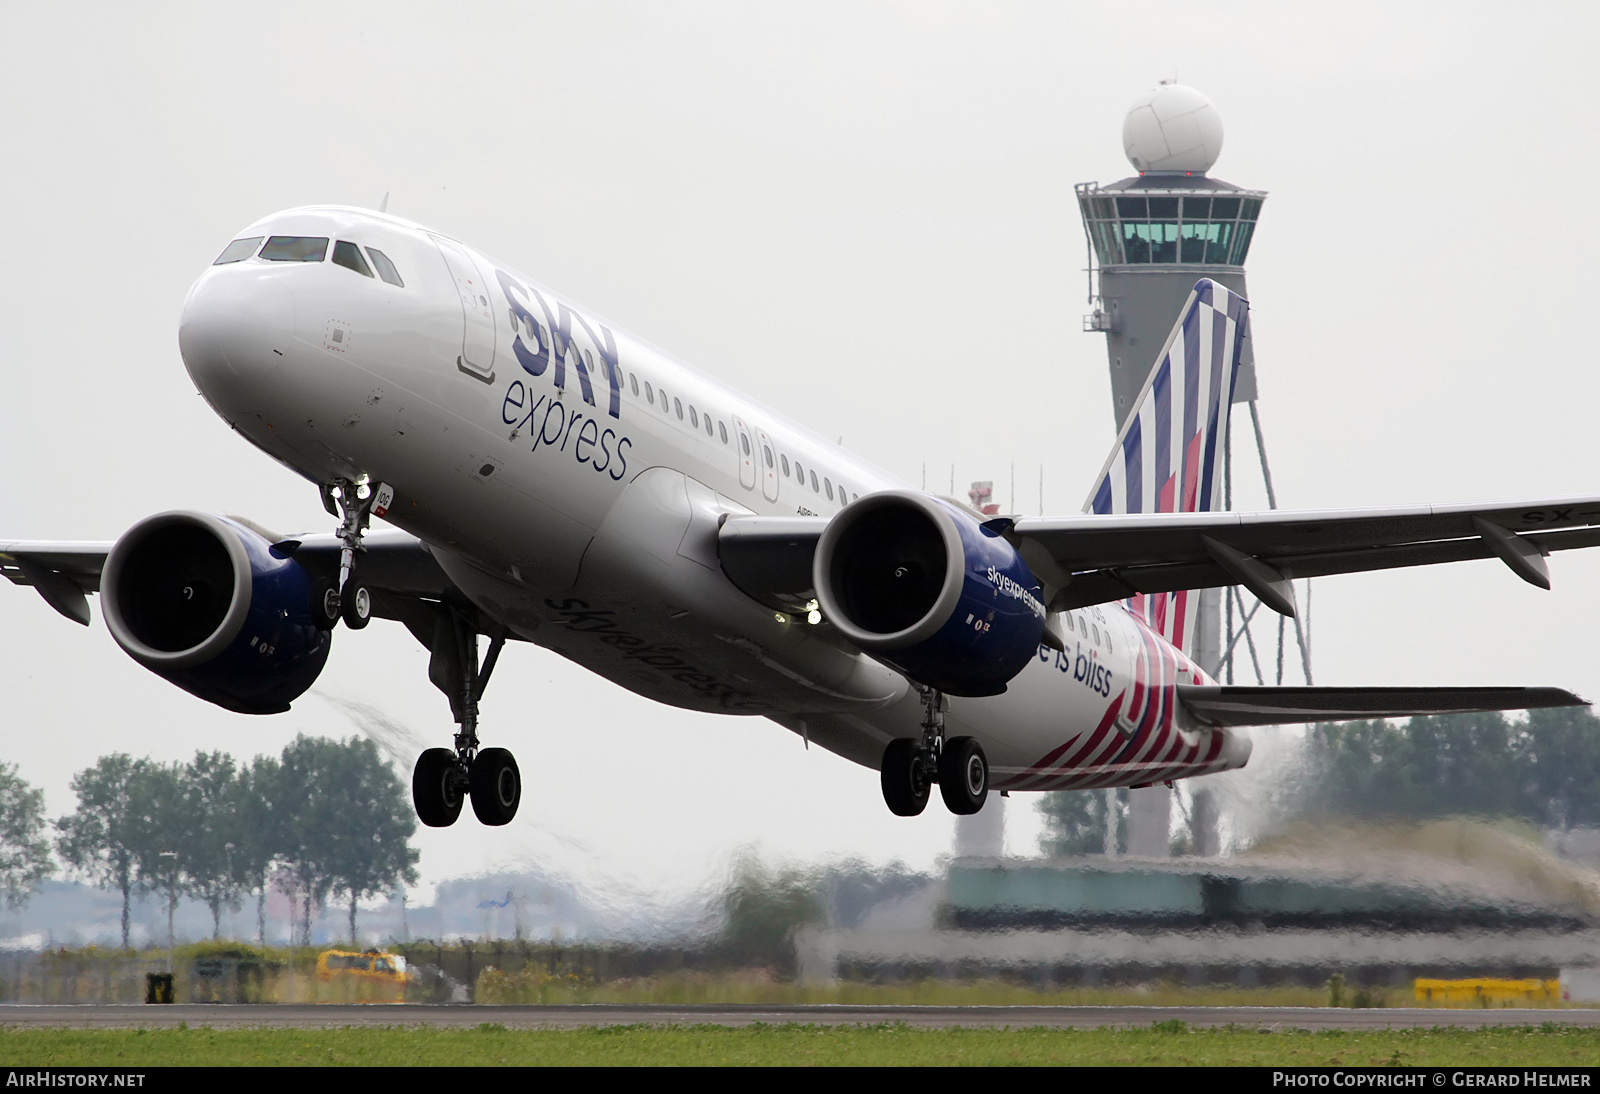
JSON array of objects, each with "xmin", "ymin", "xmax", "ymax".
[
  {"xmin": 100, "ymin": 512, "xmax": 332, "ymax": 714},
  {"xmin": 813, "ymin": 491, "xmax": 1045, "ymax": 697}
]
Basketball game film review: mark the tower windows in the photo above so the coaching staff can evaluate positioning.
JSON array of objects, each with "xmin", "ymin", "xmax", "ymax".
[{"xmin": 1078, "ymin": 184, "xmax": 1263, "ymax": 267}]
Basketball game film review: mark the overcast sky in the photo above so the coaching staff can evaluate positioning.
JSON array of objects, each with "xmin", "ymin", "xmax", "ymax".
[{"xmin": 3, "ymin": 2, "xmax": 1598, "ymax": 913}]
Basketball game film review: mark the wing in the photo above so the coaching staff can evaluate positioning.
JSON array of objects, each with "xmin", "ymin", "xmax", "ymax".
[
  {"xmin": 2, "ymin": 528, "xmax": 458, "ymax": 629},
  {"xmin": 0, "ymin": 541, "xmax": 108, "ymax": 625},
  {"xmin": 717, "ymin": 496, "xmax": 1600, "ymax": 617},
  {"xmin": 1002, "ymin": 495, "xmax": 1600, "ymax": 615},
  {"xmin": 1177, "ymin": 685, "xmax": 1587, "ymax": 728}
]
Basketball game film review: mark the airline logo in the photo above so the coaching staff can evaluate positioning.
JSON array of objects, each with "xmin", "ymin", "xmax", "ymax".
[
  {"xmin": 496, "ymin": 269, "xmax": 623, "ymax": 420},
  {"xmin": 495, "ymin": 267, "xmax": 634, "ymax": 481},
  {"xmin": 985, "ymin": 565, "xmax": 1046, "ymax": 619},
  {"xmin": 1084, "ymin": 279, "xmax": 1248, "ymax": 651}
]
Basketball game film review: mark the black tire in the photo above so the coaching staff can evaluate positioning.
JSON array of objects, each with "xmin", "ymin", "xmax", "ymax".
[
  {"xmin": 470, "ymin": 747, "xmax": 521, "ymax": 826},
  {"xmin": 413, "ymin": 748, "xmax": 464, "ymax": 827},
  {"xmin": 341, "ymin": 582, "xmax": 372, "ymax": 630},
  {"xmin": 938, "ymin": 736, "xmax": 988, "ymax": 816},
  {"xmin": 311, "ymin": 579, "xmax": 340, "ymax": 631},
  {"xmin": 880, "ymin": 738, "xmax": 930, "ymax": 817}
]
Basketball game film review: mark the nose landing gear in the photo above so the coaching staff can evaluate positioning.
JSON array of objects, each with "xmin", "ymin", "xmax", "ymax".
[
  {"xmin": 879, "ymin": 686, "xmax": 988, "ymax": 817},
  {"xmin": 312, "ymin": 478, "xmax": 388, "ymax": 631}
]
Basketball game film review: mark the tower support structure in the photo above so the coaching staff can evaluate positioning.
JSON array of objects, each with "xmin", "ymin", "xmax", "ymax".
[{"xmin": 1072, "ymin": 82, "xmax": 1312, "ymax": 858}]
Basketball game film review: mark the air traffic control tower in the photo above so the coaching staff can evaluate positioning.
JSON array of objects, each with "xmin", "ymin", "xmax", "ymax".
[
  {"xmin": 1078, "ymin": 82, "xmax": 1264, "ymax": 427},
  {"xmin": 1076, "ymin": 82, "xmax": 1268, "ymax": 690},
  {"xmin": 1077, "ymin": 84, "xmax": 1277, "ymax": 858}
]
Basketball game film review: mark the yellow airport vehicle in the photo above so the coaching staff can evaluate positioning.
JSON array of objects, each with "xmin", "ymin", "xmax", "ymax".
[
  {"xmin": 316, "ymin": 949, "xmax": 408, "ymax": 1002},
  {"xmin": 1414, "ymin": 978, "xmax": 1559, "ymax": 1007}
]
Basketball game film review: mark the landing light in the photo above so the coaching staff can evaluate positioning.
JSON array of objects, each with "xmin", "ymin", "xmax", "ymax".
[{"xmin": 807, "ymin": 610, "xmax": 822, "ymax": 625}]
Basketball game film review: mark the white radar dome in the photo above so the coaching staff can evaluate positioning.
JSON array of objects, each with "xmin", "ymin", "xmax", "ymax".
[{"xmin": 1122, "ymin": 82, "xmax": 1224, "ymax": 174}]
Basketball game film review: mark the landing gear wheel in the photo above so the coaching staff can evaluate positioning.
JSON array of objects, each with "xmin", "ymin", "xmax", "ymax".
[
  {"xmin": 880, "ymin": 738, "xmax": 930, "ymax": 817},
  {"xmin": 413, "ymin": 748, "xmax": 464, "ymax": 827},
  {"xmin": 938, "ymin": 736, "xmax": 988, "ymax": 816},
  {"xmin": 312, "ymin": 579, "xmax": 340, "ymax": 631},
  {"xmin": 470, "ymin": 747, "xmax": 521, "ymax": 826},
  {"xmin": 341, "ymin": 582, "xmax": 372, "ymax": 630}
]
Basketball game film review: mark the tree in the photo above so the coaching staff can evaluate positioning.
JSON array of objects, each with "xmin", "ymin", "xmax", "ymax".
[
  {"xmin": 719, "ymin": 853, "xmax": 823, "ymax": 973},
  {"xmin": 276, "ymin": 735, "xmax": 419, "ymax": 945},
  {"xmin": 175, "ymin": 751, "xmax": 245, "ymax": 938},
  {"xmin": 1039, "ymin": 787, "xmax": 1128, "ymax": 856},
  {"xmin": 1520, "ymin": 706, "xmax": 1600, "ymax": 831},
  {"xmin": 125, "ymin": 761, "xmax": 187, "ymax": 949},
  {"xmin": 324, "ymin": 738, "xmax": 418, "ymax": 944},
  {"xmin": 235, "ymin": 755, "xmax": 289, "ymax": 945},
  {"xmin": 0, "ymin": 763, "xmax": 52, "ymax": 907},
  {"xmin": 1301, "ymin": 707, "xmax": 1600, "ymax": 831},
  {"xmin": 275, "ymin": 736, "xmax": 338, "ymax": 944},
  {"xmin": 56, "ymin": 754, "xmax": 146, "ymax": 947}
]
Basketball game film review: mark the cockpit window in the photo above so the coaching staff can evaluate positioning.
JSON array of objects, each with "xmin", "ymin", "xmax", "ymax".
[
  {"xmin": 212, "ymin": 237, "xmax": 263, "ymax": 265},
  {"xmin": 332, "ymin": 240, "xmax": 374, "ymax": 278},
  {"xmin": 365, "ymin": 247, "xmax": 405, "ymax": 287},
  {"xmin": 259, "ymin": 236, "xmax": 329, "ymax": 262}
]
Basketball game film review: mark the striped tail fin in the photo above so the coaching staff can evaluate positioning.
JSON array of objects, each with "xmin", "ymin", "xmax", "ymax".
[{"xmin": 1083, "ymin": 278, "xmax": 1250, "ymax": 656}]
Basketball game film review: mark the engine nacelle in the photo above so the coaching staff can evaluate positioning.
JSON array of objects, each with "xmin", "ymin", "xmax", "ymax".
[
  {"xmin": 101, "ymin": 512, "xmax": 331, "ymax": 714},
  {"xmin": 813, "ymin": 491, "xmax": 1046, "ymax": 697}
]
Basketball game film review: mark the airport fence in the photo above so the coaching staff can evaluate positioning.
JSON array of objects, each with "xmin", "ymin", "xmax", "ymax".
[
  {"xmin": 0, "ymin": 941, "xmax": 735, "ymax": 1005},
  {"xmin": 0, "ymin": 948, "xmax": 277, "ymax": 1004}
]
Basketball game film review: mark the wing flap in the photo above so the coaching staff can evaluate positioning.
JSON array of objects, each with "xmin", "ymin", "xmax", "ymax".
[
  {"xmin": 1177, "ymin": 684, "xmax": 1587, "ymax": 728},
  {"xmin": 717, "ymin": 516, "xmax": 826, "ymax": 611}
]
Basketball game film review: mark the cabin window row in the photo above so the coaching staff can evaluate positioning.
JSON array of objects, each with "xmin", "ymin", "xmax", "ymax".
[
  {"xmin": 502, "ymin": 305, "xmax": 860, "ymax": 505},
  {"xmin": 1064, "ymin": 613, "xmax": 1110, "ymax": 652},
  {"xmin": 776, "ymin": 452, "xmax": 857, "ymax": 504}
]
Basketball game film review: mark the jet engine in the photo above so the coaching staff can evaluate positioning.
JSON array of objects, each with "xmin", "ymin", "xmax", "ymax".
[
  {"xmin": 813, "ymin": 491, "xmax": 1046, "ymax": 696},
  {"xmin": 100, "ymin": 512, "xmax": 331, "ymax": 714}
]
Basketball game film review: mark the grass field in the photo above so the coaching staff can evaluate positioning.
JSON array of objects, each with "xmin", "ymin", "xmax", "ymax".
[{"xmin": 4, "ymin": 1023, "xmax": 1600, "ymax": 1066}]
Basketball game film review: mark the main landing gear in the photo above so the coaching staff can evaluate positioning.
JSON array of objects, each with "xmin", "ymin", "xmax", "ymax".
[
  {"xmin": 880, "ymin": 686, "xmax": 989, "ymax": 817},
  {"xmin": 411, "ymin": 607, "xmax": 521, "ymax": 828}
]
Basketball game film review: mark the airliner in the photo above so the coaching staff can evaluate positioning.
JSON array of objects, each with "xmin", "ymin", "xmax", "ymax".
[{"xmin": 4, "ymin": 205, "xmax": 1594, "ymax": 828}]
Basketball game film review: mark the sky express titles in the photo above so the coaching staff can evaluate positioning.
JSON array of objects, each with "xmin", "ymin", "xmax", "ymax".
[
  {"xmin": 1038, "ymin": 639, "xmax": 1115, "ymax": 698},
  {"xmin": 544, "ymin": 598, "xmax": 771, "ymax": 712},
  {"xmin": 497, "ymin": 268, "xmax": 632, "ymax": 480}
]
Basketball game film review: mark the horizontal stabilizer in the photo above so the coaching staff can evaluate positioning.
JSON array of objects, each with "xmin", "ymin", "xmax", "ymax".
[{"xmin": 1176, "ymin": 684, "xmax": 1586, "ymax": 728}]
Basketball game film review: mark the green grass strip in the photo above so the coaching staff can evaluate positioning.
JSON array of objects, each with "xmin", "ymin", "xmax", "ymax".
[{"xmin": 3, "ymin": 1022, "xmax": 1600, "ymax": 1066}]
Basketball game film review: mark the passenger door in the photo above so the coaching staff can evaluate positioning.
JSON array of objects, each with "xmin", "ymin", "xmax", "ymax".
[
  {"xmin": 732, "ymin": 416, "xmax": 757, "ymax": 491},
  {"xmin": 432, "ymin": 236, "xmax": 497, "ymax": 381},
  {"xmin": 756, "ymin": 428, "xmax": 780, "ymax": 503}
]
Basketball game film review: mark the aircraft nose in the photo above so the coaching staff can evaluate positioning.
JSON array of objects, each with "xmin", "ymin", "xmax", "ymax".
[{"xmin": 178, "ymin": 268, "xmax": 295, "ymax": 397}]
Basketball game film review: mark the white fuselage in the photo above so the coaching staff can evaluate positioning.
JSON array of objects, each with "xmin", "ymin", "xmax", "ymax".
[{"xmin": 178, "ymin": 206, "xmax": 1250, "ymax": 790}]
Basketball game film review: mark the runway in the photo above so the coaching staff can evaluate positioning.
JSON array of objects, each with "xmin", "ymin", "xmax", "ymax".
[{"xmin": 3, "ymin": 1004, "xmax": 1598, "ymax": 1030}]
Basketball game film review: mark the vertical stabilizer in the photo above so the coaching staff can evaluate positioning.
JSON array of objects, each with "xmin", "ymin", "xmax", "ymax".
[{"xmin": 1083, "ymin": 278, "xmax": 1249, "ymax": 655}]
